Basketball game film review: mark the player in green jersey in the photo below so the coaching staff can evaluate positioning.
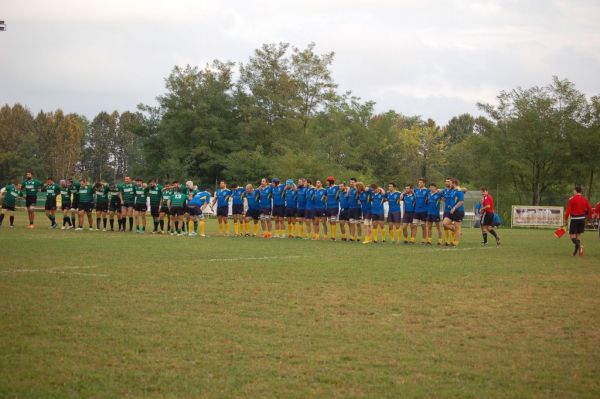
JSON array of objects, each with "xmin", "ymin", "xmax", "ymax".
[
  {"xmin": 159, "ymin": 182, "xmax": 172, "ymax": 234},
  {"xmin": 22, "ymin": 171, "xmax": 42, "ymax": 228},
  {"xmin": 168, "ymin": 181, "xmax": 187, "ymax": 236},
  {"xmin": 147, "ymin": 179, "xmax": 163, "ymax": 234},
  {"xmin": 0, "ymin": 180, "xmax": 22, "ymax": 229},
  {"xmin": 118, "ymin": 176, "xmax": 136, "ymax": 232},
  {"xmin": 107, "ymin": 183, "xmax": 120, "ymax": 231},
  {"xmin": 76, "ymin": 177, "xmax": 95, "ymax": 231},
  {"xmin": 94, "ymin": 181, "xmax": 109, "ymax": 231},
  {"xmin": 68, "ymin": 178, "xmax": 80, "ymax": 229},
  {"xmin": 42, "ymin": 177, "xmax": 60, "ymax": 229},
  {"xmin": 133, "ymin": 178, "xmax": 149, "ymax": 233},
  {"xmin": 59, "ymin": 179, "xmax": 73, "ymax": 229}
]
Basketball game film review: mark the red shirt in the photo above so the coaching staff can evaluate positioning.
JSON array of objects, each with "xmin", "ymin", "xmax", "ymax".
[
  {"xmin": 482, "ymin": 193, "xmax": 494, "ymax": 213},
  {"xmin": 595, "ymin": 202, "xmax": 600, "ymax": 218},
  {"xmin": 565, "ymin": 193, "xmax": 592, "ymax": 221}
]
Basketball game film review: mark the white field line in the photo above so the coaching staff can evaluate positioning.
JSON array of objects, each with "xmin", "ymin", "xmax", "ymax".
[
  {"xmin": 0, "ymin": 265, "xmax": 108, "ymax": 277},
  {"xmin": 430, "ymin": 246, "xmax": 495, "ymax": 252},
  {"xmin": 206, "ymin": 255, "xmax": 306, "ymax": 262}
]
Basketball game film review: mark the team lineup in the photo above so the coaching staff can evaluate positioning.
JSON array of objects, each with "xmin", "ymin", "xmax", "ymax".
[{"xmin": 0, "ymin": 172, "xmax": 503, "ymax": 247}]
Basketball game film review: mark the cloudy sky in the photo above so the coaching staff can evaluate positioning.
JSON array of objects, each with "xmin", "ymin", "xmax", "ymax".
[{"xmin": 1, "ymin": 0, "xmax": 599, "ymax": 124}]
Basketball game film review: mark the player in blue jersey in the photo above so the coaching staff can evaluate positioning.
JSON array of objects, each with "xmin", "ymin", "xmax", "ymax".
[
  {"xmin": 386, "ymin": 183, "xmax": 402, "ymax": 243},
  {"xmin": 189, "ymin": 188, "xmax": 211, "ymax": 237},
  {"xmin": 284, "ymin": 179, "xmax": 298, "ymax": 238},
  {"xmin": 257, "ymin": 178, "xmax": 273, "ymax": 238},
  {"xmin": 347, "ymin": 178, "xmax": 362, "ymax": 242},
  {"xmin": 211, "ymin": 180, "xmax": 231, "ymax": 236},
  {"xmin": 358, "ymin": 182, "xmax": 373, "ymax": 244},
  {"xmin": 303, "ymin": 179, "xmax": 315, "ymax": 239},
  {"xmin": 401, "ymin": 185, "xmax": 416, "ymax": 244},
  {"xmin": 442, "ymin": 178, "xmax": 465, "ymax": 246},
  {"xmin": 325, "ymin": 176, "xmax": 340, "ymax": 241},
  {"xmin": 295, "ymin": 178, "xmax": 307, "ymax": 238},
  {"xmin": 312, "ymin": 180, "xmax": 328, "ymax": 240},
  {"xmin": 244, "ymin": 184, "xmax": 261, "ymax": 237},
  {"xmin": 230, "ymin": 183, "xmax": 246, "ymax": 236},
  {"xmin": 413, "ymin": 178, "xmax": 429, "ymax": 244},
  {"xmin": 370, "ymin": 184, "xmax": 386, "ymax": 243},
  {"xmin": 337, "ymin": 182, "xmax": 349, "ymax": 241},
  {"xmin": 426, "ymin": 183, "xmax": 444, "ymax": 245},
  {"xmin": 271, "ymin": 178, "xmax": 286, "ymax": 238}
]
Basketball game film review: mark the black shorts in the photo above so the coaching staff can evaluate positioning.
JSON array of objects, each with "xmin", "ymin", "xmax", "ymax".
[
  {"xmin": 246, "ymin": 208, "xmax": 260, "ymax": 221},
  {"xmin": 296, "ymin": 208, "xmax": 305, "ymax": 218},
  {"xmin": 26, "ymin": 195, "xmax": 37, "ymax": 208},
  {"xmin": 61, "ymin": 199, "xmax": 71, "ymax": 210},
  {"xmin": 372, "ymin": 213, "xmax": 384, "ymax": 222},
  {"xmin": 313, "ymin": 208, "xmax": 325, "ymax": 218},
  {"xmin": 272, "ymin": 205, "xmax": 285, "ymax": 217},
  {"xmin": 261, "ymin": 207, "xmax": 272, "ymax": 217},
  {"xmin": 402, "ymin": 211, "xmax": 414, "ymax": 224},
  {"xmin": 187, "ymin": 205, "xmax": 202, "ymax": 217},
  {"xmin": 2, "ymin": 204, "xmax": 15, "ymax": 211},
  {"xmin": 387, "ymin": 211, "xmax": 401, "ymax": 224},
  {"xmin": 44, "ymin": 199, "xmax": 57, "ymax": 211},
  {"xmin": 304, "ymin": 209, "xmax": 314, "ymax": 219},
  {"xmin": 123, "ymin": 201, "xmax": 134, "ymax": 209},
  {"xmin": 285, "ymin": 207, "xmax": 297, "ymax": 218},
  {"xmin": 362, "ymin": 211, "xmax": 372, "ymax": 221},
  {"xmin": 443, "ymin": 210, "xmax": 451, "ymax": 219},
  {"xmin": 108, "ymin": 202, "xmax": 120, "ymax": 212},
  {"xmin": 72, "ymin": 196, "xmax": 80, "ymax": 209},
  {"xmin": 79, "ymin": 202, "xmax": 93, "ymax": 212},
  {"xmin": 95, "ymin": 203, "xmax": 108, "ymax": 212},
  {"xmin": 134, "ymin": 203, "xmax": 147, "ymax": 212},
  {"xmin": 348, "ymin": 208, "xmax": 362, "ymax": 221},
  {"xmin": 232, "ymin": 204, "xmax": 244, "ymax": 215},
  {"xmin": 414, "ymin": 211, "xmax": 428, "ymax": 222},
  {"xmin": 569, "ymin": 218, "xmax": 586, "ymax": 235},
  {"xmin": 150, "ymin": 205, "xmax": 160, "ymax": 217},
  {"xmin": 449, "ymin": 210, "xmax": 464, "ymax": 222},
  {"xmin": 427, "ymin": 213, "xmax": 440, "ymax": 223},
  {"xmin": 326, "ymin": 207, "xmax": 339, "ymax": 218},
  {"xmin": 160, "ymin": 206, "xmax": 169, "ymax": 214},
  {"xmin": 338, "ymin": 209, "xmax": 349, "ymax": 221},
  {"xmin": 170, "ymin": 206, "xmax": 185, "ymax": 216},
  {"xmin": 481, "ymin": 212, "xmax": 494, "ymax": 226},
  {"xmin": 217, "ymin": 206, "xmax": 229, "ymax": 217}
]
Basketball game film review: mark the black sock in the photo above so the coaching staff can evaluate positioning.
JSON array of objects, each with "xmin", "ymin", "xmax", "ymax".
[
  {"xmin": 47, "ymin": 215, "xmax": 53, "ymax": 223},
  {"xmin": 160, "ymin": 220, "xmax": 164, "ymax": 231},
  {"xmin": 103, "ymin": 218, "xmax": 107, "ymax": 228},
  {"xmin": 110, "ymin": 219, "xmax": 114, "ymax": 230},
  {"xmin": 167, "ymin": 220, "xmax": 171, "ymax": 231},
  {"xmin": 571, "ymin": 238, "xmax": 580, "ymax": 253},
  {"xmin": 153, "ymin": 221, "xmax": 158, "ymax": 231},
  {"xmin": 10, "ymin": 215, "xmax": 14, "ymax": 226},
  {"xmin": 0, "ymin": 214, "xmax": 4, "ymax": 226},
  {"xmin": 482, "ymin": 232, "xmax": 488, "ymax": 243},
  {"xmin": 96, "ymin": 218, "xmax": 101, "ymax": 229},
  {"xmin": 50, "ymin": 215, "xmax": 55, "ymax": 225},
  {"xmin": 129, "ymin": 217, "xmax": 134, "ymax": 231},
  {"xmin": 489, "ymin": 229, "xmax": 498, "ymax": 239},
  {"xmin": 70, "ymin": 216, "xmax": 75, "ymax": 226}
]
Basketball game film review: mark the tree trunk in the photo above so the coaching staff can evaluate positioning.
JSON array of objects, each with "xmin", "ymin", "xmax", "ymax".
[{"xmin": 588, "ymin": 168, "xmax": 594, "ymax": 199}]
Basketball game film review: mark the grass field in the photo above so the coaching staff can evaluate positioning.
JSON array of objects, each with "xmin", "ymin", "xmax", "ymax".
[{"xmin": 1, "ymin": 212, "xmax": 599, "ymax": 398}]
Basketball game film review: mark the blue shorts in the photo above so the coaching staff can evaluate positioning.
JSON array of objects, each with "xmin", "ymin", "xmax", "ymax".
[
  {"xmin": 372, "ymin": 213, "xmax": 384, "ymax": 222},
  {"xmin": 414, "ymin": 211, "xmax": 428, "ymax": 222},
  {"xmin": 402, "ymin": 211, "xmax": 414, "ymax": 224},
  {"xmin": 427, "ymin": 214, "xmax": 440, "ymax": 223},
  {"xmin": 232, "ymin": 204, "xmax": 244, "ymax": 215},
  {"xmin": 348, "ymin": 208, "xmax": 362, "ymax": 221},
  {"xmin": 246, "ymin": 208, "xmax": 260, "ymax": 221},
  {"xmin": 261, "ymin": 207, "xmax": 272, "ymax": 216},
  {"xmin": 362, "ymin": 211, "xmax": 372, "ymax": 221},
  {"xmin": 449, "ymin": 210, "xmax": 464, "ymax": 222},
  {"xmin": 285, "ymin": 207, "xmax": 297, "ymax": 218},
  {"xmin": 217, "ymin": 206, "xmax": 228, "ymax": 217},
  {"xmin": 443, "ymin": 210, "xmax": 451, "ymax": 219},
  {"xmin": 272, "ymin": 205, "xmax": 285, "ymax": 217},
  {"xmin": 387, "ymin": 211, "xmax": 401, "ymax": 224},
  {"xmin": 313, "ymin": 208, "xmax": 326, "ymax": 218},
  {"xmin": 326, "ymin": 207, "xmax": 339, "ymax": 218},
  {"xmin": 296, "ymin": 208, "xmax": 305, "ymax": 218},
  {"xmin": 338, "ymin": 209, "xmax": 349, "ymax": 221}
]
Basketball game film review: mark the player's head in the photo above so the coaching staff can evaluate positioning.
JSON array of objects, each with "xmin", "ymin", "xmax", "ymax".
[
  {"xmin": 417, "ymin": 178, "xmax": 426, "ymax": 188},
  {"xmin": 148, "ymin": 179, "xmax": 156, "ymax": 187},
  {"xmin": 272, "ymin": 177, "xmax": 280, "ymax": 186},
  {"xmin": 59, "ymin": 179, "xmax": 67, "ymax": 187},
  {"xmin": 451, "ymin": 178, "xmax": 459, "ymax": 188},
  {"xmin": 480, "ymin": 186, "xmax": 488, "ymax": 195},
  {"xmin": 230, "ymin": 183, "xmax": 238, "ymax": 189},
  {"xmin": 574, "ymin": 185, "xmax": 582, "ymax": 194},
  {"xmin": 109, "ymin": 182, "xmax": 117, "ymax": 191},
  {"xmin": 124, "ymin": 176, "xmax": 131, "ymax": 184},
  {"xmin": 388, "ymin": 182, "xmax": 396, "ymax": 192},
  {"xmin": 186, "ymin": 180, "xmax": 194, "ymax": 190},
  {"xmin": 260, "ymin": 178, "xmax": 267, "ymax": 187},
  {"xmin": 25, "ymin": 171, "xmax": 33, "ymax": 179},
  {"xmin": 356, "ymin": 182, "xmax": 365, "ymax": 192},
  {"xmin": 429, "ymin": 183, "xmax": 438, "ymax": 192},
  {"xmin": 135, "ymin": 177, "xmax": 143, "ymax": 185},
  {"xmin": 327, "ymin": 176, "xmax": 335, "ymax": 186},
  {"xmin": 172, "ymin": 180, "xmax": 179, "ymax": 189},
  {"xmin": 370, "ymin": 183, "xmax": 379, "ymax": 191},
  {"xmin": 306, "ymin": 178, "xmax": 313, "ymax": 187},
  {"xmin": 285, "ymin": 179, "xmax": 294, "ymax": 188},
  {"xmin": 405, "ymin": 184, "xmax": 413, "ymax": 193},
  {"xmin": 339, "ymin": 182, "xmax": 346, "ymax": 190},
  {"xmin": 46, "ymin": 176, "xmax": 53, "ymax": 183},
  {"xmin": 245, "ymin": 183, "xmax": 254, "ymax": 193},
  {"xmin": 297, "ymin": 178, "xmax": 305, "ymax": 187},
  {"xmin": 349, "ymin": 178, "xmax": 357, "ymax": 188},
  {"xmin": 315, "ymin": 180, "xmax": 322, "ymax": 188},
  {"xmin": 80, "ymin": 177, "xmax": 87, "ymax": 184},
  {"xmin": 444, "ymin": 177, "xmax": 452, "ymax": 188}
]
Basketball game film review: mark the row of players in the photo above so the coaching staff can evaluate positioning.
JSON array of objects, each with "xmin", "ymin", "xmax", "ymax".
[{"xmin": 0, "ymin": 173, "xmax": 501, "ymax": 246}]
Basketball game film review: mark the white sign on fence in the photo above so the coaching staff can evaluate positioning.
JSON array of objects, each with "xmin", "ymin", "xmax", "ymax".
[{"xmin": 511, "ymin": 205, "xmax": 563, "ymax": 228}]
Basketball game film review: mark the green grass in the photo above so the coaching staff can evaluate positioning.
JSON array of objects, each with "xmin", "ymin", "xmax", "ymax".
[{"xmin": 1, "ymin": 212, "xmax": 599, "ymax": 398}]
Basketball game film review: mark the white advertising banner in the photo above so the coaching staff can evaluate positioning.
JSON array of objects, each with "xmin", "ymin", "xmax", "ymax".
[{"xmin": 511, "ymin": 205, "xmax": 564, "ymax": 228}]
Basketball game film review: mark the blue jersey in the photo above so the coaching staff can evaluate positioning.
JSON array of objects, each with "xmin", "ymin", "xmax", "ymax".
[
  {"xmin": 246, "ymin": 190, "xmax": 260, "ymax": 210},
  {"xmin": 453, "ymin": 190, "xmax": 465, "ymax": 212},
  {"xmin": 442, "ymin": 188, "xmax": 455, "ymax": 212},
  {"xmin": 326, "ymin": 185, "xmax": 340, "ymax": 209},
  {"xmin": 271, "ymin": 184, "xmax": 285, "ymax": 206},
  {"xmin": 426, "ymin": 191, "xmax": 443, "ymax": 216},
  {"xmin": 386, "ymin": 191, "xmax": 401, "ymax": 213},
  {"xmin": 305, "ymin": 187, "xmax": 315, "ymax": 210},
  {"xmin": 403, "ymin": 193, "xmax": 416, "ymax": 212},
  {"xmin": 371, "ymin": 191, "xmax": 385, "ymax": 215},
  {"xmin": 258, "ymin": 186, "xmax": 272, "ymax": 208},
  {"xmin": 284, "ymin": 188, "xmax": 297, "ymax": 208},
  {"xmin": 190, "ymin": 191, "xmax": 211, "ymax": 207},
  {"xmin": 215, "ymin": 188, "xmax": 231, "ymax": 207},
  {"xmin": 339, "ymin": 190, "xmax": 349, "ymax": 209},
  {"xmin": 314, "ymin": 188, "xmax": 327, "ymax": 209},
  {"xmin": 348, "ymin": 187, "xmax": 360, "ymax": 209},
  {"xmin": 296, "ymin": 186, "xmax": 307, "ymax": 209},
  {"xmin": 414, "ymin": 188, "xmax": 429, "ymax": 213},
  {"xmin": 231, "ymin": 187, "xmax": 245, "ymax": 206},
  {"xmin": 359, "ymin": 190, "xmax": 372, "ymax": 212}
]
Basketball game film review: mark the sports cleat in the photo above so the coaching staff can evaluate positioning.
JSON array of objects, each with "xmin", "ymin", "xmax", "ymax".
[
  {"xmin": 9, "ymin": 225, "xmax": 15, "ymax": 229},
  {"xmin": 61, "ymin": 226, "xmax": 66, "ymax": 230},
  {"xmin": 102, "ymin": 228, "xmax": 106, "ymax": 232},
  {"xmin": 28, "ymin": 224, "xmax": 34, "ymax": 229},
  {"xmin": 89, "ymin": 228, "xmax": 93, "ymax": 231},
  {"xmin": 482, "ymin": 242, "xmax": 487, "ymax": 246},
  {"xmin": 579, "ymin": 245, "xmax": 584, "ymax": 257},
  {"xmin": 496, "ymin": 237, "xmax": 501, "ymax": 246},
  {"xmin": 573, "ymin": 247, "xmax": 579, "ymax": 256}
]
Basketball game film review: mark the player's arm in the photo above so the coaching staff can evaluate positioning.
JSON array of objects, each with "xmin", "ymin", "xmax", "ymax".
[{"xmin": 451, "ymin": 193, "xmax": 465, "ymax": 214}]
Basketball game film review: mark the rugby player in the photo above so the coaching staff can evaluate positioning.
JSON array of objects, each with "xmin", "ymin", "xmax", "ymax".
[
  {"xmin": 107, "ymin": 183, "xmax": 120, "ymax": 231},
  {"xmin": 271, "ymin": 178, "xmax": 286, "ymax": 238},
  {"xmin": 0, "ymin": 180, "xmax": 22, "ymax": 229},
  {"xmin": 358, "ymin": 182, "xmax": 372, "ymax": 244},
  {"xmin": 59, "ymin": 179, "xmax": 73, "ymax": 229},
  {"xmin": 244, "ymin": 184, "xmax": 261, "ymax": 237},
  {"xmin": 413, "ymin": 178, "xmax": 429, "ymax": 244},
  {"xmin": 296, "ymin": 178, "xmax": 307, "ymax": 238},
  {"xmin": 479, "ymin": 187, "xmax": 500, "ymax": 246},
  {"xmin": 94, "ymin": 180, "xmax": 109, "ymax": 231},
  {"xmin": 212, "ymin": 180, "xmax": 231, "ymax": 236},
  {"xmin": 385, "ymin": 183, "xmax": 402, "ymax": 243},
  {"xmin": 425, "ymin": 183, "xmax": 444, "ymax": 245},
  {"xmin": 76, "ymin": 177, "xmax": 94, "ymax": 231},
  {"xmin": 401, "ymin": 185, "xmax": 416, "ymax": 244},
  {"xmin": 325, "ymin": 176, "xmax": 340, "ymax": 241},
  {"xmin": 168, "ymin": 182, "xmax": 187, "ymax": 236},
  {"xmin": 338, "ymin": 182, "xmax": 349, "ymax": 241},
  {"xmin": 22, "ymin": 171, "xmax": 42, "ymax": 228},
  {"xmin": 312, "ymin": 180, "xmax": 328, "ymax": 240},
  {"xmin": 564, "ymin": 185, "xmax": 592, "ymax": 256},
  {"xmin": 257, "ymin": 178, "xmax": 273, "ymax": 238},
  {"xmin": 118, "ymin": 176, "xmax": 136, "ymax": 232},
  {"xmin": 42, "ymin": 177, "xmax": 60, "ymax": 229},
  {"xmin": 69, "ymin": 178, "xmax": 80, "ymax": 230},
  {"xmin": 188, "ymin": 188, "xmax": 211, "ymax": 237},
  {"xmin": 442, "ymin": 178, "xmax": 465, "ymax": 246},
  {"xmin": 230, "ymin": 183, "xmax": 246, "ymax": 236},
  {"xmin": 347, "ymin": 178, "xmax": 362, "ymax": 242},
  {"xmin": 370, "ymin": 184, "xmax": 386, "ymax": 243},
  {"xmin": 303, "ymin": 179, "xmax": 315, "ymax": 239},
  {"xmin": 147, "ymin": 180, "xmax": 163, "ymax": 234},
  {"xmin": 159, "ymin": 182, "xmax": 172, "ymax": 233},
  {"xmin": 134, "ymin": 178, "xmax": 149, "ymax": 233},
  {"xmin": 284, "ymin": 179, "xmax": 297, "ymax": 238}
]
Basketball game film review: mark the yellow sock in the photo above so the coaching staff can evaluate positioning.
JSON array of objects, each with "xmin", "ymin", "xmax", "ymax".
[
  {"xmin": 224, "ymin": 222, "xmax": 229, "ymax": 234},
  {"xmin": 298, "ymin": 223, "xmax": 304, "ymax": 237},
  {"xmin": 253, "ymin": 223, "xmax": 259, "ymax": 235},
  {"xmin": 381, "ymin": 228, "xmax": 386, "ymax": 241},
  {"xmin": 233, "ymin": 221, "xmax": 238, "ymax": 235},
  {"xmin": 371, "ymin": 226, "xmax": 377, "ymax": 241},
  {"xmin": 218, "ymin": 223, "xmax": 223, "ymax": 234},
  {"xmin": 332, "ymin": 224, "xmax": 337, "ymax": 239},
  {"xmin": 410, "ymin": 236, "xmax": 415, "ymax": 243},
  {"xmin": 200, "ymin": 220, "xmax": 205, "ymax": 235},
  {"xmin": 395, "ymin": 228, "xmax": 401, "ymax": 242},
  {"xmin": 290, "ymin": 224, "xmax": 295, "ymax": 236}
]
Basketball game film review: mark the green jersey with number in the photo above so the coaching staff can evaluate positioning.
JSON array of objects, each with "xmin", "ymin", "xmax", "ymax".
[
  {"xmin": 95, "ymin": 185, "xmax": 109, "ymax": 204},
  {"xmin": 79, "ymin": 184, "xmax": 94, "ymax": 203},
  {"xmin": 148, "ymin": 185, "xmax": 162, "ymax": 207},
  {"xmin": 70, "ymin": 181, "xmax": 80, "ymax": 199},
  {"xmin": 169, "ymin": 192, "xmax": 187, "ymax": 207},
  {"xmin": 2, "ymin": 185, "xmax": 22, "ymax": 207},
  {"xmin": 22, "ymin": 179, "xmax": 42, "ymax": 196},
  {"xmin": 119, "ymin": 183, "xmax": 135, "ymax": 203},
  {"xmin": 161, "ymin": 189, "xmax": 172, "ymax": 205},
  {"xmin": 60, "ymin": 186, "xmax": 71, "ymax": 203},
  {"xmin": 109, "ymin": 187, "xmax": 120, "ymax": 206},
  {"xmin": 43, "ymin": 183, "xmax": 60, "ymax": 199},
  {"xmin": 134, "ymin": 185, "xmax": 148, "ymax": 205}
]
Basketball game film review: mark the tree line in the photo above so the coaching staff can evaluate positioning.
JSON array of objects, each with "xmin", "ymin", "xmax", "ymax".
[{"xmin": 1, "ymin": 42, "xmax": 598, "ymax": 218}]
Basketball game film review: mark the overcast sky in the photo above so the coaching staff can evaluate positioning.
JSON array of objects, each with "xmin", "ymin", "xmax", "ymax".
[{"xmin": 1, "ymin": 0, "xmax": 599, "ymax": 124}]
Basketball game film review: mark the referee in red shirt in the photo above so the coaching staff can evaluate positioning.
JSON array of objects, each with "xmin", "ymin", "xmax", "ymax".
[
  {"xmin": 479, "ymin": 187, "xmax": 500, "ymax": 246},
  {"xmin": 564, "ymin": 186, "xmax": 593, "ymax": 256}
]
